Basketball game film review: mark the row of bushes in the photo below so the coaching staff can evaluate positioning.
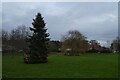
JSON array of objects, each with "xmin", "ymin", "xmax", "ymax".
[{"xmin": 86, "ymin": 49, "xmax": 111, "ymax": 53}]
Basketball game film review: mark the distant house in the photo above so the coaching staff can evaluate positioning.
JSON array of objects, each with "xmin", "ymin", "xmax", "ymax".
[
  {"xmin": 100, "ymin": 47, "xmax": 111, "ymax": 53},
  {"xmin": 88, "ymin": 40, "xmax": 111, "ymax": 53},
  {"xmin": 89, "ymin": 40, "xmax": 101, "ymax": 51}
]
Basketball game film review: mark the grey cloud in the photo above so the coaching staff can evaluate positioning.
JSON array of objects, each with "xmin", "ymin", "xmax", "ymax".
[{"xmin": 2, "ymin": 2, "xmax": 118, "ymax": 46}]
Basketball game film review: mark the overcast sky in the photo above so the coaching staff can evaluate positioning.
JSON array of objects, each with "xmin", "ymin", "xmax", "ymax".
[{"xmin": 2, "ymin": 2, "xmax": 118, "ymax": 46}]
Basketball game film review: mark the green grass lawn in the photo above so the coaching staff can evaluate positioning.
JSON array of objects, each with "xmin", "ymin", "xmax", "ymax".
[
  {"xmin": 2, "ymin": 53, "xmax": 118, "ymax": 78},
  {"xmin": 0, "ymin": 53, "xmax": 2, "ymax": 79}
]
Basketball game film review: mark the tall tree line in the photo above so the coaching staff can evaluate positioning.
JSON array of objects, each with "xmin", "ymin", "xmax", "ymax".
[
  {"xmin": 2, "ymin": 25, "xmax": 31, "ymax": 53},
  {"xmin": 2, "ymin": 25, "xmax": 62, "ymax": 53}
]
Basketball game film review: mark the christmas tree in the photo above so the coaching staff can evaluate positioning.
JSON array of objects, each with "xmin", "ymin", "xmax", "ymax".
[{"xmin": 24, "ymin": 13, "xmax": 49, "ymax": 64}]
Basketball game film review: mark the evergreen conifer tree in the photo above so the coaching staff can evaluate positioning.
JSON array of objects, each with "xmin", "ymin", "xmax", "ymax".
[{"xmin": 24, "ymin": 13, "xmax": 49, "ymax": 64}]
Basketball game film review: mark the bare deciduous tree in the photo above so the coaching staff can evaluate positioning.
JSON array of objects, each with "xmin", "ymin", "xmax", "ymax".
[
  {"xmin": 2, "ymin": 25, "xmax": 31, "ymax": 53},
  {"xmin": 61, "ymin": 30, "xmax": 89, "ymax": 55},
  {"xmin": 111, "ymin": 37, "xmax": 120, "ymax": 53}
]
